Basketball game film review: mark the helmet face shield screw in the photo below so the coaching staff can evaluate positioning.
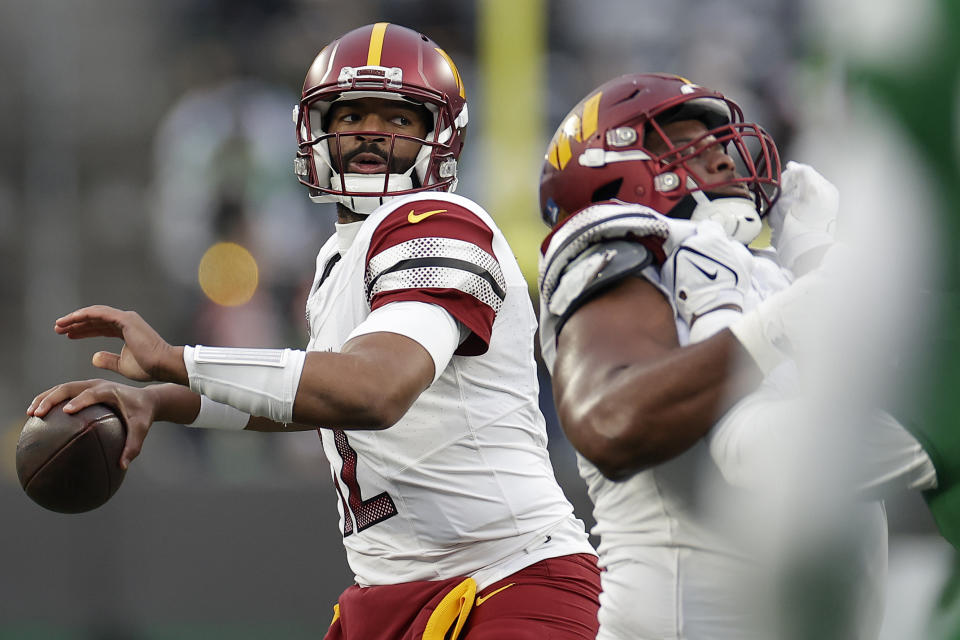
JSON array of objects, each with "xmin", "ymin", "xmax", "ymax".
[
  {"xmin": 294, "ymin": 157, "xmax": 310, "ymax": 177},
  {"xmin": 654, "ymin": 172, "xmax": 680, "ymax": 192},
  {"xmin": 606, "ymin": 127, "xmax": 638, "ymax": 147},
  {"xmin": 439, "ymin": 158, "xmax": 457, "ymax": 178}
]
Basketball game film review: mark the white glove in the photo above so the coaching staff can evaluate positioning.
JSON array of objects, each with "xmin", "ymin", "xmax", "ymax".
[
  {"xmin": 661, "ymin": 220, "xmax": 756, "ymax": 341},
  {"xmin": 768, "ymin": 161, "xmax": 839, "ymax": 274}
]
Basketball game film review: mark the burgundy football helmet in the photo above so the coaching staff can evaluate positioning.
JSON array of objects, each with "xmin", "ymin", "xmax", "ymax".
[
  {"xmin": 540, "ymin": 73, "xmax": 781, "ymax": 244},
  {"xmin": 294, "ymin": 23, "xmax": 468, "ymax": 213}
]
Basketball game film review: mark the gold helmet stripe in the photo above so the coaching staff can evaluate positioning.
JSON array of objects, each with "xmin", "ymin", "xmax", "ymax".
[{"xmin": 367, "ymin": 22, "xmax": 389, "ymax": 66}]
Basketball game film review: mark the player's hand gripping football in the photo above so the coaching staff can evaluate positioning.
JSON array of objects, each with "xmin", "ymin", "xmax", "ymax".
[
  {"xmin": 27, "ymin": 378, "xmax": 160, "ymax": 469},
  {"xmin": 55, "ymin": 305, "xmax": 188, "ymax": 385}
]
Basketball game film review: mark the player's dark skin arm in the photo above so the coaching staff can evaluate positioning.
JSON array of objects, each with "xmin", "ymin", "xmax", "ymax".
[
  {"xmin": 28, "ymin": 306, "xmax": 434, "ymax": 467},
  {"xmin": 552, "ymin": 275, "xmax": 763, "ymax": 481},
  {"xmin": 131, "ymin": 333, "xmax": 434, "ymax": 432},
  {"xmin": 257, "ymin": 332, "xmax": 435, "ymax": 431}
]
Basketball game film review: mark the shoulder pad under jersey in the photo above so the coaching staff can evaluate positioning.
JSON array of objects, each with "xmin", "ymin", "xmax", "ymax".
[
  {"xmin": 547, "ymin": 239, "xmax": 654, "ymax": 334},
  {"xmin": 539, "ymin": 202, "xmax": 670, "ymax": 306}
]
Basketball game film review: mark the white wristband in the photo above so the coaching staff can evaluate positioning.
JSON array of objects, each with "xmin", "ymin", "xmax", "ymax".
[
  {"xmin": 183, "ymin": 345, "xmax": 307, "ymax": 424},
  {"xmin": 188, "ymin": 395, "xmax": 250, "ymax": 430}
]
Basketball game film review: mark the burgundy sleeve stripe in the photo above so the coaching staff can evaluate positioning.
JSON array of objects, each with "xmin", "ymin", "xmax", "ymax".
[{"xmin": 366, "ymin": 257, "xmax": 506, "ymax": 301}]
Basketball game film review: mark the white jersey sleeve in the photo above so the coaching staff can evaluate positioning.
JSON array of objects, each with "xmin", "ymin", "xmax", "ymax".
[{"xmin": 346, "ymin": 300, "xmax": 460, "ymax": 383}]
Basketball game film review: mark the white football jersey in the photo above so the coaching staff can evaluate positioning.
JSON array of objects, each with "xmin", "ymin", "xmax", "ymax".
[
  {"xmin": 539, "ymin": 207, "xmax": 888, "ymax": 640},
  {"xmin": 306, "ymin": 191, "xmax": 593, "ymax": 588}
]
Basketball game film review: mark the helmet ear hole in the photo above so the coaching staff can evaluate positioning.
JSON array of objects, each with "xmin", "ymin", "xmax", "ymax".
[{"xmin": 591, "ymin": 178, "xmax": 623, "ymax": 203}]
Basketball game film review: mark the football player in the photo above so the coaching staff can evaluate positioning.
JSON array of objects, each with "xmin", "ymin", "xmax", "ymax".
[
  {"xmin": 536, "ymin": 73, "xmax": 938, "ymax": 639},
  {"xmin": 28, "ymin": 24, "xmax": 600, "ymax": 640}
]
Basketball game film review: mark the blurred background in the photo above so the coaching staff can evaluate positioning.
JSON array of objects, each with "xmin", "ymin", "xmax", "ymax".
[{"xmin": 0, "ymin": 0, "xmax": 956, "ymax": 638}]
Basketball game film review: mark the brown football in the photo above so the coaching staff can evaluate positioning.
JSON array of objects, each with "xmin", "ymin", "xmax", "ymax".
[{"xmin": 16, "ymin": 401, "xmax": 127, "ymax": 513}]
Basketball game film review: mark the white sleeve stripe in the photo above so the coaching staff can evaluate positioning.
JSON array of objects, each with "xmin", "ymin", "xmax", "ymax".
[
  {"xmin": 193, "ymin": 346, "xmax": 289, "ymax": 367},
  {"xmin": 367, "ymin": 237, "xmax": 504, "ymax": 290},
  {"xmin": 370, "ymin": 266, "xmax": 504, "ymax": 313}
]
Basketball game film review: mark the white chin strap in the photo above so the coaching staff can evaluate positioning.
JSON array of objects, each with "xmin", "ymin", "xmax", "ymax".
[
  {"xmin": 328, "ymin": 171, "xmax": 415, "ymax": 215},
  {"xmin": 689, "ymin": 193, "xmax": 762, "ymax": 245}
]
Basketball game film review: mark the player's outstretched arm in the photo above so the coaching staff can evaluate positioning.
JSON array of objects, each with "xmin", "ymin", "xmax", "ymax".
[
  {"xmin": 552, "ymin": 276, "xmax": 763, "ymax": 481},
  {"xmin": 54, "ymin": 305, "xmax": 437, "ymax": 432},
  {"xmin": 170, "ymin": 332, "xmax": 434, "ymax": 434},
  {"xmin": 181, "ymin": 331, "xmax": 435, "ymax": 432},
  {"xmin": 290, "ymin": 331, "xmax": 435, "ymax": 430}
]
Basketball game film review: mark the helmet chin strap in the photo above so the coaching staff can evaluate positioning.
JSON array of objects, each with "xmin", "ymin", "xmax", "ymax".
[
  {"xmin": 688, "ymin": 190, "xmax": 762, "ymax": 245},
  {"xmin": 330, "ymin": 170, "xmax": 415, "ymax": 214}
]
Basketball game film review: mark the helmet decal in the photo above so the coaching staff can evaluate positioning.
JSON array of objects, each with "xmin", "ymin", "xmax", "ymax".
[
  {"xmin": 581, "ymin": 91, "xmax": 602, "ymax": 141},
  {"xmin": 546, "ymin": 91, "xmax": 603, "ymax": 170}
]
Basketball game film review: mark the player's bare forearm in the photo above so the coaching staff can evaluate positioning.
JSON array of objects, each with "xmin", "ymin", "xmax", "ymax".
[
  {"xmin": 288, "ymin": 332, "xmax": 434, "ymax": 430},
  {"xmin": 133, "ymin": 384, "xmax": 317, "ymax": 435},
  {"xmin": 143, "ymin": 383, "xmax": 201, "ymax": 425},
  {"xmin": 553, "ymin": 276, "xmax": 763, "ymax": 480},
  {"xmin": 141, "ymin": 385, "xmax": 291, "ymax": 432},
  {"xmin": 241, "ymin": 335, "xmax": 433, "ymax": 432}
]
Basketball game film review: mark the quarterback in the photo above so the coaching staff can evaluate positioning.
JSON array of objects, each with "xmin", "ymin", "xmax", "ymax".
[
  {"xmin": 537, "ymin": 73, "xmax": 937, "ymax": 639},
  {"xmin": 29, "ymin": 24, "xmax": 600, "ymax": 640}
]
